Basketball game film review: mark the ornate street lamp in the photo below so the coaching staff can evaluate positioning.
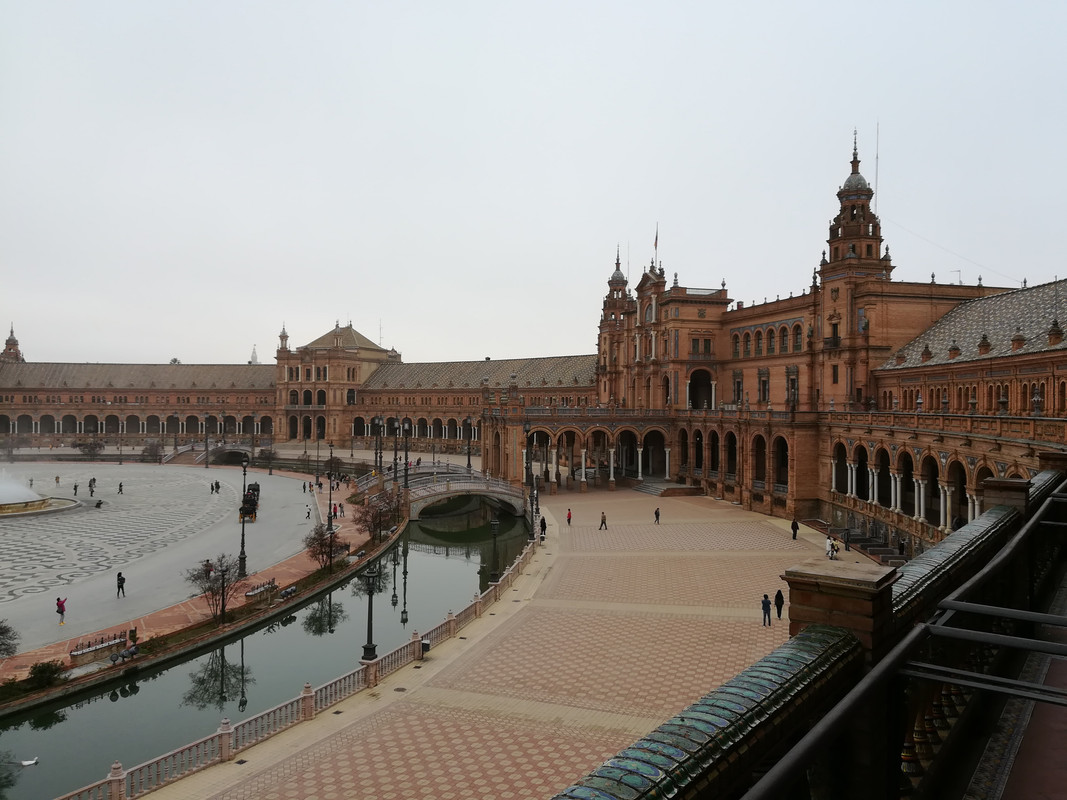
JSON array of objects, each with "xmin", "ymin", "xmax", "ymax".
[
  {"xmin": 327, "ymin": 442, "xmax": 335, "ymax": 534},
  {"xmin": 238, "ymin": 454, "xmax": 249, "ymax": 578},
  {"xmin": 360, "ymin": 564, "xmax": 381, "ymax": 661},
  {"xmin": 238, "ymin": 638, "xmax": 248, "ymax": 713},
  {"xmin": 219, "ymin": 566, "xmax": 229, "ymax": 625},
  {"xmin": 465, "ymin": 416, "xmax": 472, "ymax": 472},
  {"xmin": 403, "ymin": 419, "xmax": 411, "ymax": 490},
  {"xmin": 373, "ymin": 415, "xmax": 384, "ymax": 473},
  {"xmin": 392, "ymin": 420, "xmax": 399, "ymax": 481},
  {"xmin": 489, "ymin": 513, "xmax": 500, "ymax": 583}
]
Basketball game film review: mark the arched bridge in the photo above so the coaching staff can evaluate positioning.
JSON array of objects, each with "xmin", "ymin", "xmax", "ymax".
[
  {"xmin": 351, "ymin": 463, "xmax": 528, "ymax": 520},
  {"xmin": 408, "ymin": 475, "xmax": 526, "ymax": 519}
]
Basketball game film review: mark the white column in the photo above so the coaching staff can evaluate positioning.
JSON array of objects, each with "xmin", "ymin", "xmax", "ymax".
[
  {"xmin": 637, "ymin": 447, "xmax": 644, "ymax": 480},
  {"xmin": 685, "ymin": 380, "xmax": 691, "ymax": 408},
  {"xmin": 870, "ymin": 467, "xmax": 879, "ymax": 505},
  {"xmin": 889, "ymin": 473, "xmax": 897, "ymax": 511},
  {"xmin": 976, "ymin": 493, "xmax": 983, "ymax": 516},
  {"xmin": 711, "ymin": 381, "xmax": 717, "ymax": 410},
  {"xmin": 945, "ymin": 486, "xmax": 954, "ymax": 529},
  {"xmin": 916, "ymin": 479, "xmax": 925, "ymax": 520},
  {"xmin": 664, "ymin": 448, "xmax": 671, "ymax": 479},
  {"xmin": 847, "ymin": 463, "xmax": 855, "ymax": 496},
  {"xmin": 550, "ymin": 448, "xmax": 557, "ymax": 484},
  {"xmin": 967, "ymin": 493, "xmax": 975, "ymax": 523},
  {"xmin": 609, "ymin": 448, "xmax": 615, "ymax": 481},
  {"xmin": 831, "ymin": 458, "xmax": 838, "ymax": 492},
  {"xmin": 938, "ymin": 485, "xmax": 947, "ymax": 528},
  {"xmin": 580, "ymin": 449, "xmax": 587, "ymax": 483}
]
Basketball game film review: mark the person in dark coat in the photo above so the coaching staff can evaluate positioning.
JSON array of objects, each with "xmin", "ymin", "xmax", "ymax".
[{"xmin": 774, "ymin": 589, "xmax": 785, "ymax": 619}]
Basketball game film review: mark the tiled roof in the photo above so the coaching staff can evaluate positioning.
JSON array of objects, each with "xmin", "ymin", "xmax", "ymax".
[
  {"xmin": 877, "ymin": 279, "xmax": 1067, "ymax": 370},
  {"xmin": 0, "ymin": 362, "xmax": 276, "ymax": 390},
  {"xmin": 302, "ymin": 324, "xmax": 384, "ymax": 352},
  {"xmin": 361, "ymin": 354, "xmax": 597, "ymax": 390}
]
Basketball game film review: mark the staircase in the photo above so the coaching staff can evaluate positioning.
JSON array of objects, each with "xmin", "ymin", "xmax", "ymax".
[{"xmin": 634, "ymin": 480, "xmax": 702, "ymax": 497}]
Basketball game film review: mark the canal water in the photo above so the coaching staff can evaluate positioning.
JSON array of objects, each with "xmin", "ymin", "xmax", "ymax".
[{"xmin": 0, "ymin": 514, "xmax": 528, "ymax": 800}]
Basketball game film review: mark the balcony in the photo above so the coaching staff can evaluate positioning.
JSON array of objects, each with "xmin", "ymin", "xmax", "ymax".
[{"xmin": 823, "ymin": 336, "xmax": 842, "ymax": 349}]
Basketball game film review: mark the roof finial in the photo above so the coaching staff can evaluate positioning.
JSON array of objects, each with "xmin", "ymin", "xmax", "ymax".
[{"xmin": 851, "ymin": 128, "xmax": 860, "ymax": 174}]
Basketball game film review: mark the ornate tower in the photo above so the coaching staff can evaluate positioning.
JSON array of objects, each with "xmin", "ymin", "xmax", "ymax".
[
  {"xmin": 821, "ymin": 135, "xmax": 890, "ymax": 280},
  {"xmin": 0, "ymin": 325, "xmax": 24, "ymax": 363}
]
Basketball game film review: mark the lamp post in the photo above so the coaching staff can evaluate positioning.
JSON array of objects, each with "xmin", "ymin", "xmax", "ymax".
[
  {"xmin": 465, "ymin": 416, "xmax": 472, "ymax": 472},
  {"xmin": 238, "ymin": 638, "xmax": 248, "ymax": 713},
  {"xmin": 360, "ymin": 564, "xmax": 381, "ymax": 661},
  {"xmin": 400, "ymin": 537, "xmax": 409, "ymax": 626},
  {"xmin": 489, "ymin": 513, "xmax": 500, "ymax": 582},
  {"xmin": 315, "ymin": 436, "xmax": 321, "ymax": 488},
  {"xmin": 219, "ymin": 566, "xmax": 229, "ymax": 625},
  {"xmin": 403, "ymin": 419, "xmax": 411, "ymax": 490},
  {"xmin": 524, "ymin": 421, "xmax": 534, "ymax": 536},
  {"xmin": 327, "ymin": 442, "xmax": 335, "ymax": 534},
  {"xmin": 373, "ymin": 415, "xmax": 384, "ymax": 473},
  {"xmin": 391, "ymin": 546, "xmax": 399, "ymax": 610},
  {"xmin": 392, "ymin": 421, "xmax": 399, "ymax": 482},
  {"xmin": 238, "ymin": 455, "xmax": 249, "ymax": 578},
  {"xmin": 204, "ymin": 417, "xmax": 210, "ymax": 469}
]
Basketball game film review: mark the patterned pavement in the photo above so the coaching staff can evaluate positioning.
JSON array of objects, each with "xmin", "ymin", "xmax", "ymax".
[{"xmin": 150, "ymin": 488, "xmax": 810, "ymax": 800}]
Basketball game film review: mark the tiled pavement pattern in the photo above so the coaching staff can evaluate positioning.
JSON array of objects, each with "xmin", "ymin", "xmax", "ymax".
[{"xmin": 152, "ymin": 489, "xmax": 807, "ymax": 800}]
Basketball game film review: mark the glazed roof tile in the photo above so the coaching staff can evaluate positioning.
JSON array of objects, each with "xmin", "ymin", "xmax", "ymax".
[
  {"xmin": 877, "ymin": 279, "xmax": 1067, "ymax": 370},
  {"xmin": 360, "ymin": 354, "xmax": 597, "ymax": 390},
  {"xmin": 0, "ymin": 362, "xmax": 276, "ymax": 390}
]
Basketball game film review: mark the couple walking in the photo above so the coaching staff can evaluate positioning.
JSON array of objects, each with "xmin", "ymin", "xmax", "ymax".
[{"xmin": 760, "ymin": 590, "xmax": 785, "ymax": 625}]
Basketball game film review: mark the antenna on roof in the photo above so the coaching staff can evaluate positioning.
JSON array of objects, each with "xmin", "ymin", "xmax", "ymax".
[
  {"xmin": 874, "ymin": 120, "xmax": 880, "ymax": 215},
  {"xmin": 378, "ymin": 319, "xmax": 382, "ymax": 346}
]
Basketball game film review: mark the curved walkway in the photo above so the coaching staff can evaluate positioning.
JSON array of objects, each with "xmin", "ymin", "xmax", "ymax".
[{"xmin": 146, "ymin": 490, "xmax": 823, "ymax": 800}]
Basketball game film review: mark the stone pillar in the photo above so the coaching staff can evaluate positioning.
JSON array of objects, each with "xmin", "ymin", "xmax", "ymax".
[
  {"xmin": 637, "ymin": 447, "xmax": 644, "ymax": 480},
  {"xmin": 890, "ymin": 473, "xmax": 898, "ymax": 511},
  {"xmin": 301, "ymin": 682, "xmax": 315, "ymax": 721},
  {"xmin": 664, "ymin": 447, "xmax": 671, "ymax": 480},
  {"xmin": 966, "ymin": 492, "xmax": 975, "ymax": 523},
  {"xmin": 871, "ymin": 468, "xmax": 879, "ymax": 506},
  {"xmin": 981, "ymin": 477, "xmax": 1032, "ymax": 516},
  {"xmin": 945, "ymin": 486, "xmax": 955, "ymax": 530},
  {"xmin": 847, "ymin": 463, "xmax": 855, "ymax": 497},
  {"xmin": 218, "ymin": 718, "xmax": 233, "ymax": 762},
  {"xmin": 108, "ymin": 762, "xmax": 126, "ymax": 800},
  {"xmin": 831, "ymin": 458, "xmax": 838, "ymax": 493},
  {"xmin": 939, "ymin": 485, "xmax": 948, "ymax": 529},
  {"xmin": 361, "ymin": 657, "xmax": 379, "ymax": 688},
  {"xmin": 782, "ymin": 558, "xmax": 899, "ymax": 661},
  {"xmin": 580, "ymin": 448, "xmax": 587, "ymax": 492},
  {"xmin": 711, "ymin": 380, "xmax": 717, "ymax": 409},
  {"xmin": 549, "ymin": 447, "xmax": 557, "ymax": 493},
  {"xmin": 916, "ymin": 479, "xmax": 926, "ymax": 521}
]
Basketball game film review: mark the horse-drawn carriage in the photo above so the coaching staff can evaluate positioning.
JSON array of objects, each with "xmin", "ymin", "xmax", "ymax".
[{"xmin": 239, "ymin": 482, "xmax": 261, "ymax": 522}]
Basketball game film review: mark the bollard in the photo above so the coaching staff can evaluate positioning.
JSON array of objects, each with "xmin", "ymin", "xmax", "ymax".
[
  {"xmin": 108, "ymin": 761, "xmax": 126, "ymax": 800},
  {"xmin": 218, "ymin": 718, "xmax": 233, "ymax": 761},
  {"xmin": 301, "ymin": 682, "xmax": 315, "ymax": 721}
]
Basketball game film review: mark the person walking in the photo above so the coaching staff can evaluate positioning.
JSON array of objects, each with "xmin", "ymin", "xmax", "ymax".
[
  {"xmin": 654, "ymin": 507, "xmax": 660, "ymax": 524},
  {"xmin": 774, "ymin": 589, "xmax": 785, "ymax": 619},
  {"xmin": 599, "ymin": 512, "xmax": 607, "ymax": 530},
  {"xmin": 761, "ymin": 594, "xmax": 772, "ymax": 626},
  {"xmin": 56, "ymin": 597, "xmax": 67, "ymax": 625},
  {"xmin": 306, "ymin": 505, "xmax": 311, "ymax": 520},
  {"xmin": 116, "ymin": 572, "xmax": 126, "ymax": 598},
  {"xmin": 73, "ymin": 483, "xmax": 78, "ymax": 496},
  {"xmin": 791, "ymin": 517, "xmax": 799, "ymax": 540},
  {"xmin": 539, "ymin": 516, "xmax": 547, "ymax": 540},
  {"xmin": 117, "ymin": 482, "xmax": 123, "ymax": 494},
  {"xmin": 826, "ymin": 535, "xmax": 835, "ymax": 560},
  {"xmin": 566, "ymin": 509, "xmax": 571, "ymax": 526},
  {"xmin": 339, "ymin": 502, "xmax": 345, "ymax": 518}
]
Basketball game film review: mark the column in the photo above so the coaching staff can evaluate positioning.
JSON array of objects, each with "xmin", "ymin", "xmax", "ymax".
[
  {"xmin": 711, "ymin": 381, "xmax": 717, "ymax": 410},
  {"xmin": 549, "ymin": 447, "xmax": 557, "ymax": 486},
  {"xmin": 916, "ymin": 479, "xmax": 925, "ymax": 521},
  {"xmin": 522, "ymin": 448, "xmax": 528, "ymax": 479},
  {"xmin": 847, "ymin": 463, "xmax": 856, "ymax": 497},
  {"xmin": 580, "ymin": 449, "xmax": 587, "ymax": 484},
  {"xmin": 608, "ymin": 448, "xmax": 616, "ymax": 482},
  {"xmin": 938, "ymin": 485, "xmax": 947, "ymax": 528},
  {"xmin": 870, "ymin": 467, "xmax": 879, "ymax": 505},
  {"xmin": 889, "ymin": 473, "xmax": 898, "ymax": 511},
  {"xmin": 831, "ymin": 458, "xmax": 838, "ymax": 492},
  {"xmin": 637, "ymin": 447, "xmax": 644, "ymax": 480},
  {"xmin": 945, "ymin": 486, "xmax": 954, "ymax": 530},
  {"xmin": 966, "ymin": 493, "xmax": 975, "ymax": 523},
  {"xmin": 664, "ymin": 448, "xmax": 671, "ymax": 479},
  {"xmin": 685, "ymin": 380, "xmax": 691, "ymax": 408}
]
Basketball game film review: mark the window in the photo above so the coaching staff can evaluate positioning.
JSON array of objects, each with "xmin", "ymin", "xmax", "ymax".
[
  {"xmin": 704, "ymin": 338, "xmax": 712, "ymax": 355},
  {"xmin": 732, "ymin": 335, "xmax": 740, "ymax": 358},
  {"xmin": 793, "ymin": 325, "xmax": 803, "ymax": 351},
  {"xmin": 767, "ymin": 330, "xmax": 775, "ymax": 354},
  {"xmin": 692, "ymin": 338, "xmax": 699, "ymax": 354},
  {"xmin": 755, "ymin": 331, "xmax": 763, "ymax": 356},
  {"xmin": 832, "ymin": 364, "xmax": 839, "ymax": 384},
  {"xmin": 743, "ymin": 333, "xmax": 751, "ymax": 357}
]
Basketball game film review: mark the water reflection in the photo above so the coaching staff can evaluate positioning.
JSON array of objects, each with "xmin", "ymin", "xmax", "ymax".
[
  {"xmin": 180, "ymin": 645, "xmax": 255, "ymax": 713},
  {"xmin": 0, "ymin": 508, "xmax": 528, "ymax": 800}
]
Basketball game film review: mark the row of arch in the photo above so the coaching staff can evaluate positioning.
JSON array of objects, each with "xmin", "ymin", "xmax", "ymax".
[
  {"xmin": 884, "ymin": 379, "xmax": 1066, "ymax": 415},
  {"xmin": 733, "ymin": 325, "xmax": 805, "ymax": 358},
  {"xmin": 286, "ymin": 415, "xmax": 482, "ymax": 443},
  {"xmin": 1, "ymin": 413, "xmax": 274, "ymax": 438},
  {"xmin": 831, "ymin": 441, "xmax": 1021, "ymax": 529}
]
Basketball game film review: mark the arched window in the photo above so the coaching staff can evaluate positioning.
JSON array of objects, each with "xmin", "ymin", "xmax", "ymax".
[
  {"xmin": 732, "ymin": 335, "xmax": 740, "ymax": 358},
  {"xmin": 743, "ymin": 333, "xmax": 751, "ymax": 357},
  {"xmin": 779, "ymin": 328, "xmax": 788, "ymax": 352},
  {"xmin": 792, "ymin": 325, "xmax": 803, "ymax": 352},
  {"xmin": 754, "ymin": 331, "xmax": 763, "ymax": 356},
  {"xmin": 767, "ymin": 329, "xmax": 775, "ymax": 354}
]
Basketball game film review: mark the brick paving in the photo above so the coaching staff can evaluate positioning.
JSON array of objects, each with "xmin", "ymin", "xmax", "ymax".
[{"xmin": 149, "ymin": 488, "xmax": 810, "ymax": 800}]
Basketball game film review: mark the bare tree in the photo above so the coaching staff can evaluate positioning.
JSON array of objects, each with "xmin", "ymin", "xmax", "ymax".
[
  {"xmin": 303, "ymin": 523, "xmax": 347, "ymax": 570},
  {"xmin": 0, "ymin": 619, "xmax": 19, "ymax": 659},
  {"xmin": 183, "ymin": 554, "xmax": 248, "ymax": 621},
  {"xmin": 351, "ymin": 492, "xmax": 391, "ymax": 544}
]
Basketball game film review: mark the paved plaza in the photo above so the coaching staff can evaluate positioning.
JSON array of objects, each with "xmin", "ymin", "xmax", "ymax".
[
  {"xmin": 0, "ymin": 461, "xmax": 322, "ymax": 667},
  {"xmin": 144, "ymin": 485, "xmax": 827, "ymax": 800}
]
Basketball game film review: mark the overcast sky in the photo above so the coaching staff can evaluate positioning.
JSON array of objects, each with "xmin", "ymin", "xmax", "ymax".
[{"xmin": 2, "ymin": 2, "xmax": 1062, "ymax": 366}]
